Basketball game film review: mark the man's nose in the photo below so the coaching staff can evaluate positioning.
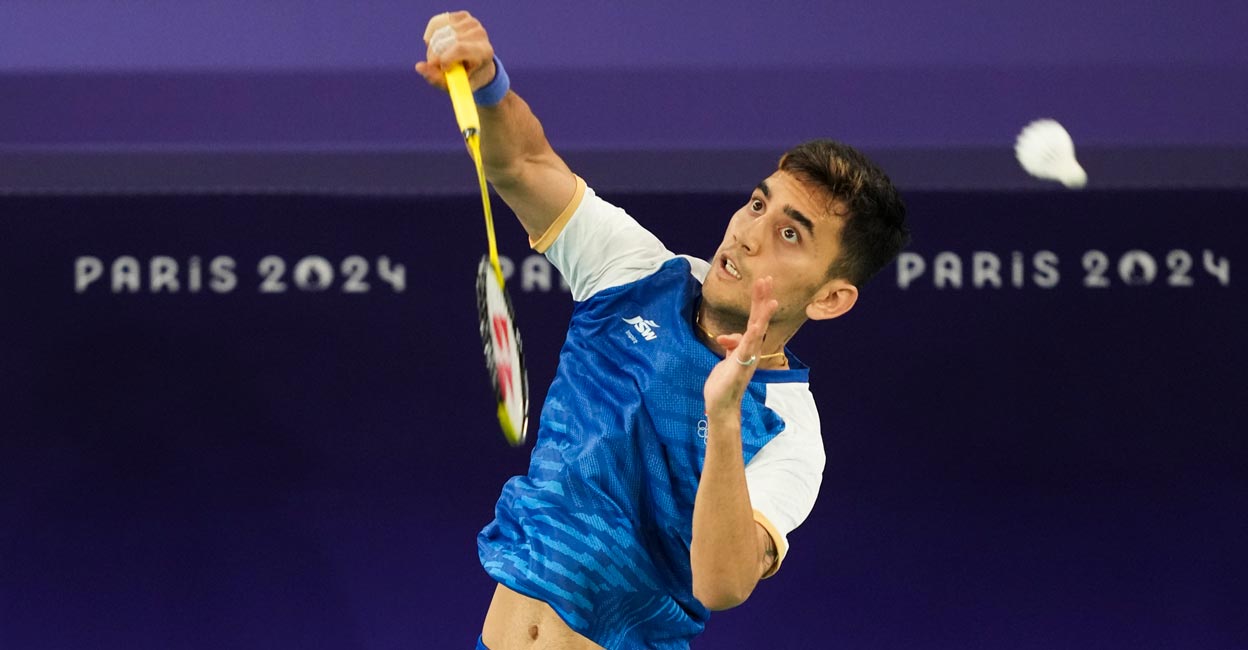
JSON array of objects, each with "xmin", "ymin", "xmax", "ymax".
[{"xmin": 735, "ymin": 217, "xmax": 764, "ymax": 254}]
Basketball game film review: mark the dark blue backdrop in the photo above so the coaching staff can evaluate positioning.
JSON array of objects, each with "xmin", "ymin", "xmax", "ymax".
[{"xmin": 1, "ymin": 188, "xmax": 1244, "ymax": 648}]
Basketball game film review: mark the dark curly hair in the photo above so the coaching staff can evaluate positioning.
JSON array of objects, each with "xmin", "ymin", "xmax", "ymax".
[{"xmin": 778, "ymin": 139, "xmax": 910, "ymax": 286}]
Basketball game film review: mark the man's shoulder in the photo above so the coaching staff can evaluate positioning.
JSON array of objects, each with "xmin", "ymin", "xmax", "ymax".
[{"xmin": 576, "ymin": 255, "xmax": 704, "ymax": 305}]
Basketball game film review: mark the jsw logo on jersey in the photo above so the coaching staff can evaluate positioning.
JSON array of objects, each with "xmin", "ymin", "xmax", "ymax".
[{"xmin": 622, "ymin": 315, "xmax": 660, "ymax": 342}]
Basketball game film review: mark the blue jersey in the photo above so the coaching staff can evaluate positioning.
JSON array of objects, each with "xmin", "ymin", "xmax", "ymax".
[{"xmin": 479, "ymin": 179, "xmax": 824, "ymax": 649}]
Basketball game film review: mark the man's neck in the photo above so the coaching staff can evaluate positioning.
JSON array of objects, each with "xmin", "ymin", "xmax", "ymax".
[{"xmin": 694, "ymin": 303, "xmax": 792, "ymax": 370}]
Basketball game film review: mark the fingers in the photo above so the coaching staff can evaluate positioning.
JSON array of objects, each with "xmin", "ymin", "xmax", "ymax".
[
  {"xmin": 749, "ymin": 276, "xmax": 779, "ymax": 330},
  {"xmin": 414, "ymin": 61, "xmax": 447, "ymax": 89},
  {"xmin": 714, "ymin": 277, "xmax": 776, "ymax": 369},
  {"xmin": 428, "ymin": 24, "xmax": 457, "ymax": 58},
  {"xmin": 715, "ymin": 332, "xmax": 744, "ymax": 353},
  {"xmin": 733, "ymin": 277, "xmax": 776, "ymax": 362},
  {"xmin": 421, "ymin": 11, "xmax": 452, "ymax": 43},
  {"xmin": 416, "ymin": 11, "xmax": 495, "ymax": 89},
  {"xmin": 702, "ymin": 277, "xmax": 777, "ymax": 410}
]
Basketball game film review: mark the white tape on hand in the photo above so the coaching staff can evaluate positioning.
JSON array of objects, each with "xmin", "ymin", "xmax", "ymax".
[{"xmin": 430, "ymin": 25, "xmax": 456, "ymax": 56}]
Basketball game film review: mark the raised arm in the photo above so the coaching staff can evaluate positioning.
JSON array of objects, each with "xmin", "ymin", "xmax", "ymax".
[
  {"xmin": 692, "ymin": 277, "xmax": 783, "ymax": 610},
  {"xmin": 415, "ymin": 11, "xmax": 578, "ymax": 241}
]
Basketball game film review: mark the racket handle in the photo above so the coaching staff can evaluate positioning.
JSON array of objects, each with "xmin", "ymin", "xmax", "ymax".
[{"xmin": 444, "ymin": 63, "xmax": 480, "ymax": 140}]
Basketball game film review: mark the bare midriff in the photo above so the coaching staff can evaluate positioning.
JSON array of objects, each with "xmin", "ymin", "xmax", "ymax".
[{"xmin": 481, "ymin": 583, "xmax": 605, "ymax": 650}]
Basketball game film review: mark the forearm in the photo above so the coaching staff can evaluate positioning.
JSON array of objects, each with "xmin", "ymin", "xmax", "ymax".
[
  {"xmin": 691, "ymin": 411, "xmax": 762, "ymax": 610},
  {"xmin": 478, "ymin": 84, "xmax": 553, "ymax": 182},
  {"xmin": 477, "ymin": 89, "xmax": 576, "ymax": 239},
  {"xmin": 692, "ymin": 278, "xmax": 783, "ymax": 610},
  {"xmin": 416, "ymin": 12, "xmax": 575, "ymax": 239}
]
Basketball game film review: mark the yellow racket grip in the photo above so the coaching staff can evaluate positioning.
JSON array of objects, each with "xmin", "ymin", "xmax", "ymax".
[
  {"xmin": 444, "ymin": 63, "xmax": 480, "ymax": 141},
  {"xmin": 444, "ymin": 63, "xmax": 504, "ymax": 284}
]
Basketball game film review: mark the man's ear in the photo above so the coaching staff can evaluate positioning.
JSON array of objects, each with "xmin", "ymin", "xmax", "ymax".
[{"xmin": 806, "ymin": 279, "xmax": 858, "ymax": 321}]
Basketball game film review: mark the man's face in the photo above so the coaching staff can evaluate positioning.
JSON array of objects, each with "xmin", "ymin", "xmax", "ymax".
[{"xmin": 701, "ymin": 170, "xmax": 850, "ymax": 328}]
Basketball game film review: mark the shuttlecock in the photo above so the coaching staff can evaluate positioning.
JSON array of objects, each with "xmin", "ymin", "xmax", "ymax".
[{"xmin": 1014, "ymin": 118, "xmax": 1087, "ymax": 189}]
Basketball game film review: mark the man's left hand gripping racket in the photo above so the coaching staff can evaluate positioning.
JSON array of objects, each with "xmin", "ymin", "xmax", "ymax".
[{"xmin": 444, "ymin": 61, "xmax": 529, "ymax": 447}]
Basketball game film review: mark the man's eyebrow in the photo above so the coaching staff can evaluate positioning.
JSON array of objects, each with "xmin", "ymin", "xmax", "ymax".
[
  {"xmin": 784, "ymin": 206, "xmax": 816, "ymax": 236},
  {"xmin": 755, "ymin": 179, "xmax": 815, "ymax": 235}
]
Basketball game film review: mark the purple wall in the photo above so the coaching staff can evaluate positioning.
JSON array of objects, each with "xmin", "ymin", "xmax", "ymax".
[
  {"xmin": 3, "ymin": 1, "xmax": 1247, "ymax": 191},
  {"xmin": 3, "ymin": 1, "xmax": 1247, "ymax": 69}
]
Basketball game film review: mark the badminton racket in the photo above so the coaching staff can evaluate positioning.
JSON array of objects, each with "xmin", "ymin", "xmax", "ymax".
[{"xmin": 444, "ymin": 62, "xmax": 529, "ymax": 447}]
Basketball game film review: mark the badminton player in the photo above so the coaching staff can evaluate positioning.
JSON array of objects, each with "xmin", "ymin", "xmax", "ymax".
[{"xmin": 416, "ymin": 11, "xmax": 909, "ymax": 649}]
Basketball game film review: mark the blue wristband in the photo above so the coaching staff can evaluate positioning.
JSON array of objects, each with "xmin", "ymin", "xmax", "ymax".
[{"xmin": 473, "ymin": 56, "xmax": 510, "ymax": 107}]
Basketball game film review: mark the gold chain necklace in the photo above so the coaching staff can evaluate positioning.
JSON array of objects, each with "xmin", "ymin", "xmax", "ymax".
[{"xmin": 695, "ymin": 311, "xmax": 787, "ymax": 363}]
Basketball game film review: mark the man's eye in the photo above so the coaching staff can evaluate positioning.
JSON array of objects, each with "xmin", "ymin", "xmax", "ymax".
[
  {"xmin": 782, "ymin": 227, "xmax": 799, "ymax": 243},
  {"xmin": 750, "ymin": 199, "xmax": 764, "ymax": 212}
]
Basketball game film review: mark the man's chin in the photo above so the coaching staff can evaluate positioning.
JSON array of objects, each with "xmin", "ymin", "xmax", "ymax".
[{"xmin": 700, "ymin": 292, "xmax": 750, "ymax": 323}]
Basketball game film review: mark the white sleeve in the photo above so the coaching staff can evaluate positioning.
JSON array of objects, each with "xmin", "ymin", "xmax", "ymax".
[
  {"xmin": 530, "ymin": 176, "xmax": 675, "ymax": 301},
  {"xmin": 746, "ymin": 382, "xmax": 825, "ymax": 575}
]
